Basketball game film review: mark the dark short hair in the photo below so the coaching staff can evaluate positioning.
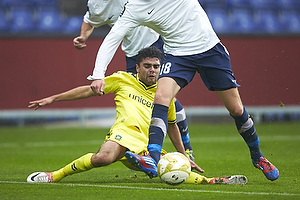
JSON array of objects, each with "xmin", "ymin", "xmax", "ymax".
[{"xmin": 136, "ymin": 46, "xmax": 163, "ymax": 65}]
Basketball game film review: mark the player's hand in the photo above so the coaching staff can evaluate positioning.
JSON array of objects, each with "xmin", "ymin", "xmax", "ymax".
[
  {"xmin": 90, "ymin": 79, "xmax": 105, "ymax": 95},
  {"xmin": 28, "ymin": 98, "xmax": 54, "ymax": 110},
  {"xmin": 189, "ymin": 159, "xmax": 204, "ymax": 173},
  {"xmin": 73, "ymin": 36, "xmax": 87, "ymax": 50}
]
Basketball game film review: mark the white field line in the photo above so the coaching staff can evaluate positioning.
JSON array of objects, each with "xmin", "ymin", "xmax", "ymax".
[
  {"xmin": 0, "ymin": 181, "xmax": 299, "ymax": 196},
  {"xmin": 1, "ymin": 135, "xmax": 300, "ymax": 148}
]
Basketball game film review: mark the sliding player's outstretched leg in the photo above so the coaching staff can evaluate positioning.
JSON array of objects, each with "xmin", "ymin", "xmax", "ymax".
[
  {"xmin": 208, "ymin": 175, "xmax": 248, "ymax": 185},
  {"xmin": 186, "ymin": 172, "xmax": 247, "ymax": 185},
  {"xmin": 27, "ymin": 153, "xmax": 94, "ymax": 183}
]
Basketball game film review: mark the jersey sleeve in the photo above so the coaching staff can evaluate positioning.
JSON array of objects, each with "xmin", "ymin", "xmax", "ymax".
[
  {"xmin": 87, "ymin": 4, "xmax": 140, "ymax": 80},
  {"xmin": 83, "ymin": 11, "xmax": 107, "ymax": 28},
  {"xmin": 103, "ymin": 71, "xmax": 123, "ymax": 94},
  {"xmin": 87, "ymin": 29, "xmax": 126, "ymax": 80},
  {"xmin": 83, "ymin": 0, "xmax": 115, "ymax": 28}
]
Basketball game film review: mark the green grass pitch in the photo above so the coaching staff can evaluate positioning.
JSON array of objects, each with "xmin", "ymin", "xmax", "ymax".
[{"xmin": 0, "ymin": 122, "xmax": 299, "ymax": 199}]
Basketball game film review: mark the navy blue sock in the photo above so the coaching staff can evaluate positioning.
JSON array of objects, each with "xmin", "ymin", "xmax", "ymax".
[
  {"xmin": 175, "ymin": 100, "xmax": 192, "ymax": 150},
  {"xmin": 148, "ymin": 104, "xmax": 169, "ymax": 163},
  {"xmin": 231, "ymin": 107, "xmax": 263, "ymax": 161}
]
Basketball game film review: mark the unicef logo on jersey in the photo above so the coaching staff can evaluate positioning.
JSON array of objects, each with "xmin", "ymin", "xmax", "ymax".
[{"xmin": 128, "ymin": 94, "xmax": 154, "ymax": 108}]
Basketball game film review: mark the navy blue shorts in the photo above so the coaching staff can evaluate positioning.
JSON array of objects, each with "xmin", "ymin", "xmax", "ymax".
[
  {"xmin": 125, "ymin": 56, "xmax": 137, "ymax": 73},
  {"xmin": 159, "ymin": 43, "xmax": 240, "ymax": 91},
  {"xmin": 126, "ymin": 36, "xmax": 165, "ymax": 74}
]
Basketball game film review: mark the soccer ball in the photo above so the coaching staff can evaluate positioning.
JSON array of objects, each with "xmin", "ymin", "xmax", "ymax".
[{"xmin": 157, "ymin": 152, "xmax": 191, "ymax": 185}]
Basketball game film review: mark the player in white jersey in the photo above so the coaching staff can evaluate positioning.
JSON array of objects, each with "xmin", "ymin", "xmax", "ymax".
[
  {"xmin": 88, "ymin": 0, "xmax": 279, "ymax": 181},
  {"xmin": 73, "ymin": 0, "xmax": 196, "ymax": 160},
  {"xmin": 73, "ymin": 0, "xmax": 160, "ymax": 72}
]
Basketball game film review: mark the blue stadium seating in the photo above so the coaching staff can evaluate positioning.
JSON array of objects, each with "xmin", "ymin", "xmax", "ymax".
[
  {"xmin": 226, "ymin": 0, "xmax": 250, "ymax": 8},
  {"xmin": 249, "ymin": 0, "xmax": 277, "ymax": 10},
  {"xmin": 280, "ymin": 10, "xmax": 300, "ymax": 33},
  {"xmin": 0, "ymin": 8, "xmax": 9, "ymax": 31},
  {"xmin": 200, "ymin": 0, "xmax": 223, "ymax": 6},
  {"xmin": 37, "ymin": 7, "xmax": 62, "ymax": 32},
  {"xmin": 277, "ymin": 0, "xmax": 300, "ymax": 10},
  {"xmin": 33, "ymin": 0, "xmax": 58, "ymax": 10},
  {"xmin": 2, "ymin": 0, "xmax": 34, "ymax": 8},
  {"xmin": 0, "ymin": 0, "xmax": 299, "ymax": 35},
  {"xmin": 0, "ymin": 0, "xmax": 4, "ymax": 9},
  {"xmin": 10, "ymin": 7, "xmax": 35, "ymax": 32},
  {"xmin": 205, "ymin": 8, "xmax": 234, "ymax": 34},
  {"xmin": 3, "ymin": 0, "xmax": 59, "ymax": 12},
  {"xmin": 33, "ymin": 0, "xmax": 58, "ymax": 5},
  {"xmin": 200, "ymin": 0, "xmax": 227, "ymax": 9},
  {"xmin": 255, "ymin": 9, "xmax": 284, "ymax": 33},
  {"xmin": 63, "ymin": 16, "xmax": 83, "ymax": 33},
  {"xmin": 231, "ymin": 8, "xmax": 260, "ymax": 33}
]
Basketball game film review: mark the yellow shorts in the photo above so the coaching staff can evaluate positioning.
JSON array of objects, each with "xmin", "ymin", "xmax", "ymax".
[
  {"xmin": 105, "ymin": 125, "xmax": 167, "ymax": 171},
  {"xmin": 105, "ymin": 125, "xmax": 148, "ymax": 155}
]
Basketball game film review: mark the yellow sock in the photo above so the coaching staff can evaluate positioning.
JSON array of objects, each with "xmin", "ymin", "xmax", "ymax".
[
  {"xmin": 52, "ymin": 153, "xmax": 94, "ymax": 182},
  {"xmin": 185, "ymin": 172, "xmax": 212, "ymax": 184}
]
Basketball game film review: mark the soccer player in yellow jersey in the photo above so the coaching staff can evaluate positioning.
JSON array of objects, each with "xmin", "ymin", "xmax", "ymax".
[{"xmin": 26, "ymin": 46, "xmax": 247, "ymax": 185}]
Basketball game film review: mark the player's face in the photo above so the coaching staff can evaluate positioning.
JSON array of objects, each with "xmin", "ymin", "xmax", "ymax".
[{"xmin": 136, "ymin": 57, "xmax": 160, "ymax": 86}]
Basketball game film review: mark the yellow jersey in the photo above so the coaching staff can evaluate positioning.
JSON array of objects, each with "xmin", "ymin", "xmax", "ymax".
[{"xmin": 103, "ymin": 71, "xmax": 176, "ymax": 154}]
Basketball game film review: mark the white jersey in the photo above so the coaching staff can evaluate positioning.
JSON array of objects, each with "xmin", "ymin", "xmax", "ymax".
[
  {"xmin": 88, "ymin": 0, "xmax": 220, "ymax": 80},
  {"xmin": 84, "ymin": 0, "xmax": 159, "ymax": 58}
]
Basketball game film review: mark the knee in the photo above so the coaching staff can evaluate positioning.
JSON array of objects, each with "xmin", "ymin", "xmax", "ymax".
[
  {"xmin": 154, "ymin": 92, "xmax": 173, "ymax": 105},
  {"xmin": 229, "ymin": 106, "xmax": 244, "ymax": 116},
  {"xmin": 154, "ymin": 91, "xmax": 166, "ymax": 101}
]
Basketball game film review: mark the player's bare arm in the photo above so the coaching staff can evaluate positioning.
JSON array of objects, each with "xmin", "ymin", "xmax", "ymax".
[
  {"xmin": 28, "ymin": 97, "xmax": 55, "ymax": 110},
  {"xmin": 167, "ymin": 123, "xmax": 186, "ymax": 154},
  {"xmin": 28, "ymin": 86, "xmax": 98, "ymax": 110},
  {"xmin": 73, "ymin": 22, "xmax": 95, "ymax": 50}
]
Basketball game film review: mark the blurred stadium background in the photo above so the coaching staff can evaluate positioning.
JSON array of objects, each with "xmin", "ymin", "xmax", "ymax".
[
  {"xmin": 0, "ymin": 0, "xmax": 110, "ymax": 37},
  {"xmin": 0, "ymin": 0, "xmax": 300, "ymax": 126},
  {"xmin": 1, "ymin": 0, "xmax": 300, "ymax": 36}
]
